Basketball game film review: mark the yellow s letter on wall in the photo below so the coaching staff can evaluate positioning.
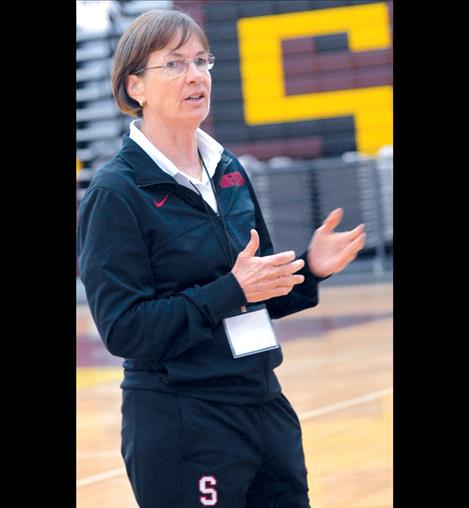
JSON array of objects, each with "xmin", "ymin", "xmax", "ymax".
[{"xmin": 237, "ymin": 2, "xmax": 392, "ymax": 155}]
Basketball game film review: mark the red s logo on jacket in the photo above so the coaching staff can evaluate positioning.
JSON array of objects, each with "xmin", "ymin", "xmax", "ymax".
[{"xmin": 219, "ymin": 172, "xmax": 245, "ymax": 188}]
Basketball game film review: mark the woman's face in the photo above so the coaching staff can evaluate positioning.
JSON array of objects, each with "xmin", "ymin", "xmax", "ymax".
[{"xmin": 131, "ymin": 32, "xmax": 212, "ymax": 129}]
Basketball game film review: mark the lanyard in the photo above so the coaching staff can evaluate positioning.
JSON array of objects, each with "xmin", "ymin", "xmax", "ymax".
[
  {"xmin": 190, "ymin": 152, "xmax": 248, "ymax": 314},
  {"xmin": 188, "ymin": 150, "xmax": 237, "ymax": 268}
]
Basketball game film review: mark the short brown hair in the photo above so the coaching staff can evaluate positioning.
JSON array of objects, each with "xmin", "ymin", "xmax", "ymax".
[{"xmin": 111, "ymin": 9, "xmax": 209, "ymax": 117}]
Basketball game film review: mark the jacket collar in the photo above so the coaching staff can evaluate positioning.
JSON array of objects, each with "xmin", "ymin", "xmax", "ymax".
[{"xmin": 119, "ymin": 134, "xmax": 232, "ymax": 188}]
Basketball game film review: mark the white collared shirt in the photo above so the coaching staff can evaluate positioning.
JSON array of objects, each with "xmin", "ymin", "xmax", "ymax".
[{"xmin": 129, "ymin": 119, "xmax": 223, "ymax": 213}]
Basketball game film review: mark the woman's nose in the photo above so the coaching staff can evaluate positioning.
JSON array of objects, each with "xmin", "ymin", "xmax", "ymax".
[{"xmin": 185, "ymin": 60, "xmax": 204, "ymax": 82}]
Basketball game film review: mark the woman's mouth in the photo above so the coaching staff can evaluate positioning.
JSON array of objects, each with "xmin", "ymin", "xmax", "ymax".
[{"xmin": 185, "ymin": 93, "xmax": 205, "ymax": 102}]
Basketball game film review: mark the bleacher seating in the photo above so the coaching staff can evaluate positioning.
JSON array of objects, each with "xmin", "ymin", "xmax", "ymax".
[
  {"xmin": 243, "ymin": 152, "xmax": 393, "ymax": 268},
  {"xmin": 76, "ymin": 0, "xmax": 163, "ymax": 185}
]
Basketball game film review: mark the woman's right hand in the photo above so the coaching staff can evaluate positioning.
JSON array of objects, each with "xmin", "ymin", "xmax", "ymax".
[{"xmin": 231, "ymin": 229, "xmax": 306, "ymax": 303}]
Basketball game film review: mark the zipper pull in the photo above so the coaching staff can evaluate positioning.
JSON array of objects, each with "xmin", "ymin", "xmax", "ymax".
[{"xmin": 240, "ymin": 306, "xmax": 247, "ymax": 313}]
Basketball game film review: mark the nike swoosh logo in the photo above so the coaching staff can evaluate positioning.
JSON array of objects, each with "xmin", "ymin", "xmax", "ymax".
[{"xmin": 154, "ymin": 193, "xmax": 171, "ymax": 208}]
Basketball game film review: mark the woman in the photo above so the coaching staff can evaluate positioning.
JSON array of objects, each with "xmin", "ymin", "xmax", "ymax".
[{"xmin": 77, "ymin": 8, "xmax": 366, "ymax": 508}]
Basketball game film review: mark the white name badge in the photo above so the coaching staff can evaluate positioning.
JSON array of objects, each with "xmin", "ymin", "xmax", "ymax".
[{"xmin": 223, "ymin": 304, "xmax": 279, "ymax": 358}]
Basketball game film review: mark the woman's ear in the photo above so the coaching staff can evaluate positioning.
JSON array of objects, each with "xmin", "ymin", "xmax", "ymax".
[{"xmin": 126, "ymin": 74, "xmax": 145, "ymax": 105}]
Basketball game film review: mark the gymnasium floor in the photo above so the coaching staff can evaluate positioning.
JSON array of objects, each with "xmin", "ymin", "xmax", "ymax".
[{"xmin": 77, "ymin": 276, "xmax": 393, "ymax": 508}]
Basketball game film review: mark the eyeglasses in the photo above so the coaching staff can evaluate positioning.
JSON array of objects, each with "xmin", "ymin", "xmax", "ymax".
[{"xmin": 134, "ymin": 54, "xmax": 215, "ymax": 77}]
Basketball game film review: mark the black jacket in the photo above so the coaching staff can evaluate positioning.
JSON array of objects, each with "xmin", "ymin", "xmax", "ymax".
[{"xmin": 77, "ymin": 134, "xmax": 323, "ymax": 404}]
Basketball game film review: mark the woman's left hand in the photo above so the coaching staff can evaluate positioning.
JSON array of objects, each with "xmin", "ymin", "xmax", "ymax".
[{"xmin": 307, "ymin": 208, "xmax": 367, "ymax": 278}]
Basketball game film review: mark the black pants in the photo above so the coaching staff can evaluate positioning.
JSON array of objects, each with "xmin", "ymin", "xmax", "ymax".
[{"xmin": 121, "ymin": 389, "xmax": 310, "ymax": 508}]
